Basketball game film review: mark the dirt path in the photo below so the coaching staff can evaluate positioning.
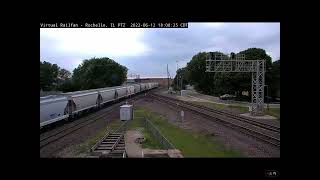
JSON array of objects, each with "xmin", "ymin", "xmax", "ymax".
[{"xmin": 125, "ymin": 130, "xmax": 143, "ymax": 158}]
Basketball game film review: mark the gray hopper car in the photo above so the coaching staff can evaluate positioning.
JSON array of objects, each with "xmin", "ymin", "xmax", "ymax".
[{"xmin": 40, "ymin": 83, "xmax": 158, "ymax": 129}]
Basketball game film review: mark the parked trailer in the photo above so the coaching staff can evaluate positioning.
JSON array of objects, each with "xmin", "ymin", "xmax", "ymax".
[{"xmin": 40, "ymin": 96, "xmax": 69, "ymax": 128}]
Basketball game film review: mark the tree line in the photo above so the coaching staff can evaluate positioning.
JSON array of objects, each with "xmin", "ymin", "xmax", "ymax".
[
  {"xmin": 40, "ymin": 57, "xmax": 128, "ymax": 93},
  {"xmin": 173, "ymin": 48, "xmax": 280, "ymax": 101}
]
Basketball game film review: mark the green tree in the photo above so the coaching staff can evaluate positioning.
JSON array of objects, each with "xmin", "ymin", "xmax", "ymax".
[
  {"xmin": 212, "ymin": 48, "xmax": 273, "ymax": 100},
  {"xmin": 173, "ymin": 67, "xmax": 190, "ymax": 90},
  {"xmin": 183, "ymin": 48, "xmax": 274, "ymax": 101},
  {"xmin": 57, "ymin": 79, "xmax": 77, "ymax": 92},
  {"xmin": 72, "ymin": 57, "xmax": 128, "ymax": 90},
  {"xmin": 270, "ymin": 59, "xmax": 280, "ymax": 100},
  {"xmin": 40, "ymin": 61, "xmax": 59, "ymax": 91},
  {"xmin": 56, "ymin": 68, "xmax": 75, "ymax": 92},
  {"xmin": 186, "ymin": 51, "xmax": 226, "ymax": 95},
  {"xmin": 58, "ymin": 68, "xmax": 71, "ymax": 81},
  {"xmin": 240, "ymin": 48, "xmax": 273, "ymax": 100}
]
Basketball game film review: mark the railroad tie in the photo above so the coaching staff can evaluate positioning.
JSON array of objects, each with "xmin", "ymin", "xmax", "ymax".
[{"xmin": 91, "ymin": 133, "xmax": 126, "ymax": 158}]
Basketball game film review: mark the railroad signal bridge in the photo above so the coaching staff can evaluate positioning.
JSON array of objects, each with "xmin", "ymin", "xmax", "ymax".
[{"xmin": 206, "ymin": 53, "xmax": 266, "ymax": 116}]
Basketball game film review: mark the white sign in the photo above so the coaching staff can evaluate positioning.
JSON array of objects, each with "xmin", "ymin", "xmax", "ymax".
[{"xmin": 180, "ymin": 110, "xmax": 184, "ymax": 122}]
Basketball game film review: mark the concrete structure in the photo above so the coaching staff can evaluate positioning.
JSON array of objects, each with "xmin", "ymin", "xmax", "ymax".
[
  {"xmin": 142, "ymin": 149, "xmax": 183, "ymax": 158},
  {"xmin": 127, "ymin": 76, "xmax": 173, "ymax": 88},
  {"xmin": 125, "ymin": 130, "xmax": 144, "ymax": 158},
  {"xmin": 181, "ymin": 90, "xmax": 188, "ymax": 96}
]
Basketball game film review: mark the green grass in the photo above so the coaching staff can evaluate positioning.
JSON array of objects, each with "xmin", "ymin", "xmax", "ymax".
[
  {"xmin": 127, "ymin": 110, "xmax": 164, "ymax": 149},
  {"xmin": 72, "ymin": 120, "xmax": 123, "ymax": 157},
  {"xmin": 72, "ymin": 110, "xmax": 165, "ymax": 157},
  {"xmin": 228, "ymin": 105, "xmax": 250, "ymax": 113},
  {"xmin": 196, "ymin": 101, "xmax": 227, "ymax": 110},
  {"xmin": 265, "ymin": 108, "xmax": 280, "ymax": 120},
  {"xmin": 140, "ymin": 127, "xmax": 164, "ymax": 149},
  {"xmin": 194, "ymin": 101, "xmax": 280, "ymax": 120},
  {"xmin": 194, "ymin": 101, "xmax": 247, "ymax": 113},
  {"xmin": 135, "ymin": 106, "xmax": 243, "ymax": 157}
]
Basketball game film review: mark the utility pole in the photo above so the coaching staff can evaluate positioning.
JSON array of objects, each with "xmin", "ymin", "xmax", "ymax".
[
  {"xmin": 167, "ymin": 64, "xmax": 170, "ymax": 90},
  {"xmin": 176, "ymin": 60, "xmax": 179, "ymax": 91},
  {"xmin": 180, "ymin": 75, "xmax": 183, "ymax": 91},
  {"xmin": 265, "ymin": 85, "xmax": 269, "ymax": 110}
]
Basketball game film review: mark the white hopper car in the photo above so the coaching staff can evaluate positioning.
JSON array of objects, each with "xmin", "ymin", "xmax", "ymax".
[
  {"xmin": 40, "ymin": 83, "xmax": 158, "ymax": 128},
  {"xmin": 40, "ymin": 96, "xmax": 69, "ymax": 127}
]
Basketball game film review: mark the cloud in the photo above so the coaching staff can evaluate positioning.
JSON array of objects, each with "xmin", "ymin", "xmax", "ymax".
[
  {"xmin": 200, "ymin": 22, "xmax": 225, "ymax": 28},
  {"xmin": 40, "ymin": 28, "xmax": 149, "ymax": 71},
  {"xmin": 40, "ymin": 22, "xmax": 280, "ymax": 76}
]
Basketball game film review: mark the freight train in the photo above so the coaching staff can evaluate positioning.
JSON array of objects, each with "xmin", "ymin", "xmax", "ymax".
[{"xmin": 40, "ymin": 82, "xmax": 158, "ymax": 128}]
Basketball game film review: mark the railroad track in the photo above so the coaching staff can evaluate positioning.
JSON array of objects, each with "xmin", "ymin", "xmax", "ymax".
[
  {"xmin": 159, "ymin": 93, "xmax": 280, "ymax": 133},
  {"xmin": 150, "ymin": 93, "xmax": 280, "ymax": 147},
  {"xmin": 40, "ymin": 93, "xmax": 144, "ymax": 149},
  {"xmin": 91, "ymin": 133, "xmax": 126, "ymax": 158},
  {"xmin": 90, "ymin": 119, "xmax": 129, "ymax": 158}
]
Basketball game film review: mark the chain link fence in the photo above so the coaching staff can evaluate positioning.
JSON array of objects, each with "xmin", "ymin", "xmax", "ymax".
[
  {"xmin": 144, "ymin": 118, "xmax": 175, "ymax": 150},
  {"xmin": 116, "ymin": 111, "xmax": 175, "ymax": 150},
  {"xmin": 114, "ymin": 120, "xmax": 130, "ymax": 133}
]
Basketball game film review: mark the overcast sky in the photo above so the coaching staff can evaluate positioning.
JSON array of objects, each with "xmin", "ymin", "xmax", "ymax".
[{"xmin": 40, "ymin": 22, "xmax": 280, "ymax": 78}]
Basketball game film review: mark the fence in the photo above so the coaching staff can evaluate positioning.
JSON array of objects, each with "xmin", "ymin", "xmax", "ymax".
[
  {"xmin": 144, "ymin": 118, "xmax": 175, "ymax": 150},
  {"xmin": 115, "ymin": 113, "xmax": 175, "ymax": 150},
  {"xmin": 114, "ymin": 120, "xmax": 130, "ymax": 133}
]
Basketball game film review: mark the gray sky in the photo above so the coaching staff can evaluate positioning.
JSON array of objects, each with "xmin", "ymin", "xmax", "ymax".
[{"xmin": 40, "ymin": 22, "xmax": 280, "ymax": 77}]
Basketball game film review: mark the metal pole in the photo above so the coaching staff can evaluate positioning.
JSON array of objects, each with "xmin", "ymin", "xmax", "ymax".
[
  {"xmin": 176, "ymin": 76, "xmax": 178, "ymax": 91},
  {"xmin": 180, "ymin": 75, "xmax": 183, "ymax": 91},
  {"xmin": 167, "ymin": 64, "xmax": 169, "ymax": 90},
  {"xmin": 176, "ymin": 60, "xmax": 179, "ymax": 92},
  {"xmin": 181, "ymin": 110, "xmax": 184, "ymax": 122},
  {"xmin": 176, "ymin": 61, "xmax": 178, "ymax": 91},
  {"xmin": 265, "ymin": 85, "xmax": 269, "ymax": 110}
]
